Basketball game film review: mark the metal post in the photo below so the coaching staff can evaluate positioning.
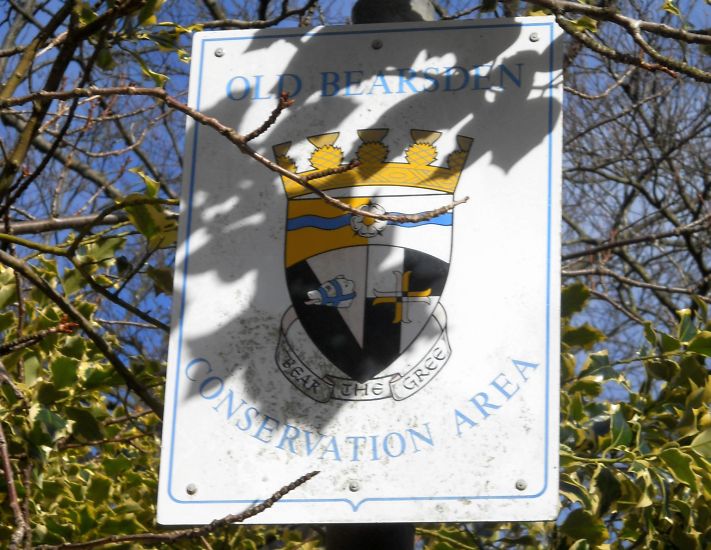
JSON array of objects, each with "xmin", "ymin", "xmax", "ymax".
[
  {"xmin": 351, "ymin": 0, "xmax": 436, "ymax": 24},
  {"xmin": 324, "ymin": 5, "xmax": 434, "ymax": 550},
  {"xmin": 326, "ymin": 523, "xmax": 415, "ymax": 550}
]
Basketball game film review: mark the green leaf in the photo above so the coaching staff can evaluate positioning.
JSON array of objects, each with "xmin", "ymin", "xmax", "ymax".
[
  {"xmin": 62, "ymin": 268, "xmax": 85, "ymax": 296},
  {"xmin": 660, "ymin": 448, "xmax": 697, "ymax": 490},
  {"xmin": 50, "ymin": 356, "xmax": 80, "ymax": 389},
  {"xmin": 112, "ymin": 499, "xmax": 144, "ymax": 515},
  {"xmin": 574, "ymin": 16, "xmax": 598, "ymax": 32},
  {"xmin": 73, "ymin": 1, "xmax": 97, "ymax": 25},
  {"xmin": 126, "ymin": 50, "xmax": 169, "ymax": 86},
  {"xmin": 610, "ymin": 409, "xmax": 633, "ymax": 448},
  {"xmin": 645, "ymin": 358, "xmax": 680, "ymax": 381},
  {"xmin": 662, "ymin": 0, "xmax": 681, "ymax": 16},
  {"xmin": 0, "ymin": 267, "xmax": 17, "ymax": 309},
  {"xmin": 677, "ymin": 309, "xmax": 697, "ymax": 342},
  {"xmin": 104, "ymin": 456, "xmax": 132, "ymax": 477},
  {"xmin": 643, "ymin": 322, "xmax": 656, "ymax": 346},
  {"xmin": 146, "ymin": 265, "xmax": 173, "ymax": 295},
  {"xmin": 82, "ymin": 366, "xmax": 121, "ymax": 389},
  {"xmin": 580, "ymin": 350, "xmax": 617, "ymax": 380},
  {"xmin": 568, "ymin": 376, "xmax": 602, "ymax": 396},
  {"xmin": 137, "ymin": 0, "xmax": 165, "ymax": 26},
  {"xmin": 687, "ymin": 331, "xmax": 711, "ymax": 356},
  {"xmin": 689, "ymin": 429, "xmax": 711, "ymax": 458},
  {"xmin": 563, "ymin": 323, "xmax": 605, "ymax": 349},
  {"xmin": 560, "ymin": 508, "xmax": 608, "ymax": 545},
  {"xmin": 129, "ymin": 167, "xmax": 160, "ymax": 198},
  {"xmin": 30, "ymin": 405, "xmax": 68, "ymax": 445},
  {"xmin": 37, "ymin": 382, "xmax": 69, "ymax": 405},
  {"xmin": 61, "ymin": 335, "xmax": 85, "ymax": 359},
  {"xmin": 40, "ymin": 480, "xmax": 66, "ymax": 499},
  {"xmin": 562, "ymin": 283, "xmax": 590, "ymax": 318},
  {"xmin": 23, "ymin": 353, "xmax": 41, "ymax": 385},
  {"xmin": 96, "ymin": 48, "xmax": 116, "ymax": 70},
  {"xmin": 561, "ymin": 352, "xmax": 576, "ymax": 381},
  {"xmin": 87, "ymin": 474, "xmax": 111, "ymax": 503},
  {"xmin": 78, "ymin": 506, "xmax": 97, "ymax": 535},
  {"xmin": 124, "ymin": 194, "xmax": 177, "ymax": 248},
  {"xmin": 66, "ymin": 407, "xmax": 104, "ymax": 441},
  {"xmin": 85, "ymin": 236, "xmax": 125, "ymax": 265},
  {"xmin": 679, "ymin": 355, "xmax": 707, "ymax": 386},
  {"xmin": 560, "ymin": 473, "xmax": 593, "ymax": 508},
  {"xmin": 99, "ymin": 514, "xmax": 144, "ymax": 535},
  {"xmin": 669, "ymin": 524, "xmax": 699, "ymax": 550},
  {"xmin": 568, "ymin": 392, "xmax": 585, "ymax": 422},
  {"xmin": 659, "ymin": 331, "xmax": 681, "ymax": 352},
  {"xmin": 0, "ymin": 310, "xmax": 15, "ymax": 332},
  {"xmin": 593, "ymin": 466, "xmax": 622, "ymax": 515}
]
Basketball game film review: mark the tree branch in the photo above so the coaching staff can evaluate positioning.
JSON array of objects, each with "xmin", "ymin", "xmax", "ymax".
[
  {"xmin": 36, "ymin": 470, "xmax": 320, "ymax": 549},
  {"xmin": 562, "ymin": 214, "xmax": 711, "ymax": 261},
  {"xmin": 0, "ymin": 422, "xmax": 28, "ymax": 549},
  {"xmin": 8, "ymin": 212, "xmax": 130, "ymax": 235},
  {"xmin": 0, "ymin": 87, "xmax": 466, "ymax": 223},
  {"xmin": 562, "ymin": 267, "xmax": 710, "ymax": 301},
  {"xmin": 201, "ymin": 0, "xmax": 318, "ymax": 29}
]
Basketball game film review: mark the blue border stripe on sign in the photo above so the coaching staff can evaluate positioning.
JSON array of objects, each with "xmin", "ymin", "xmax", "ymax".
[{"xmin": 167, "ymin": 21, "xmax": 558, "ymax": 512}]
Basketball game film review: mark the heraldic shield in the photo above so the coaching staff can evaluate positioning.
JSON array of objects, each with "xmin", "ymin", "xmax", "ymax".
[{"xmin": 274, "ymin": 129, "xmax": 473, "ymax": 403}]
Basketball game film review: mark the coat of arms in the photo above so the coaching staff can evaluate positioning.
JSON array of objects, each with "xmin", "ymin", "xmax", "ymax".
[{"xmin": 273, "ymin": 129, "xmax": 472, "ymax": 402}]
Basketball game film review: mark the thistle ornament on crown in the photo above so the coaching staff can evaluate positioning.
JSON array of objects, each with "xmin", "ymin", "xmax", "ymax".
[{"xmin": 273, "ymin": 129, "xmax": 473, "ymax": 198}]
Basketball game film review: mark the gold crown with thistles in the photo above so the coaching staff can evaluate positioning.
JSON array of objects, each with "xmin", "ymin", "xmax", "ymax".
[{"xmin": 273, "ymin": 129, "xmax": 473, "ymax": 198}]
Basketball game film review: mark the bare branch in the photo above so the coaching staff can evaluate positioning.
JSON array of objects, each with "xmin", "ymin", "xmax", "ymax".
[
  {"xmin": 0, "ymin": 86, "xmax": 467, "ymax": 223},
  {"xmin": 562, "ymin": 267, "xmax": 710, "ymax": 301},
  {"xmin": 0, "ymin": 422, "xmax": 28, "ymax": 549},
  {"xmin": 0, "ymin": 318, "xmax": 78, "ymax": 356},
  {"xmin": 528, "ymin": 0, "xmax": 711, "ymax": 46},
  {"xmin": 564, "ymin": 66, "xmax": 636, "ymax": 101},
  {"xmin": 562, "ymin": 214, "xmax": 711, "ymax": 261},
  {"xmin": 201, "ymin": 0, "xmax": 318, "ymax": 29},
  {"xmin": 8, "ymin": 212, "xmax": 131, "ymax": 235},
  {"xmin": 36, "ymin": 470, "xmax": 320, "ymax": 550},
  {"xmin": 243, "ymin": 91, "xmax": 294, "ymax": 142}
]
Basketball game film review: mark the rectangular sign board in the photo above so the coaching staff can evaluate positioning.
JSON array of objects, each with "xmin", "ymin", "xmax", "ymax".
[{"xmin": 159, "ymin": 17, "xmax": 562, "ymax": 525}]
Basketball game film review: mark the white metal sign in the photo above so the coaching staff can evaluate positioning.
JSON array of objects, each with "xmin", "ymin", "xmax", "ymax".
[{"xmin": 159, "ymin": 17, "xmax": 562, "ymax": 525}]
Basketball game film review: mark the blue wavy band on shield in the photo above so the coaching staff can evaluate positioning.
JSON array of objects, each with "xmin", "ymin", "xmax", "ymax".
[{"xmin": 286, "ymin": 212, "xmax": 453, "ymax": 231}]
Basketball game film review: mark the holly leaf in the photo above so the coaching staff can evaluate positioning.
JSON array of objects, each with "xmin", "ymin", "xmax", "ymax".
[
  {"xmin": 50, "ymin": 356, "xmax": 80, "ymax": 389},
  {"xmin": 146, "ymin": 266, "xmax": 173, "ymax": 295},
  {"xmin": 687, "ymin": 331, "xmax": 711, "ymax": 356},
  {"xmin": 660, "ymin": 448, "xmax": 697, "ymax": 491},
  {"xmin": 662, "ymin": 0, "xmax": 681, "ymax": 16},
  {"xmin": 129, "ymin": 167, "xmax": 160, "ymax": 198},
  {"xmin": 563, "ymin": 324, "xmax": 605, "ymax": 349},
  {"xmin": 562, "ymin": 282, "xmax": 590, "ymax": 318},
  {"xmin": 66, "ymin": 407, "xmax": 104, "ymax": 441},
  {"xmin": 689, "ymin": 429, "xmax": 711, "ymax": 458},
  {"xmin": 87, "ymin": 474, "xmax": 111, "ymax": 503},
  {"xmin": 610, "ymin": 409, "xmax": 633, "ymax": 448},
  {"xmin": 560, "ymin": 509, "xmax": 608, "ymax": 545}
]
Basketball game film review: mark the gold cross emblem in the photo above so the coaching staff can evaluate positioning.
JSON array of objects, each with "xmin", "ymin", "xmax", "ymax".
[{"xmin": 373, "ymin": 270, "xmax": 432, "ymax": 324}]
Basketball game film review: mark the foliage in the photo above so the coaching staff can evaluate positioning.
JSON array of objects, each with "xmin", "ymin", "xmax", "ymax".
[{"xmin": 0, "ymin": 0, "xmax": 709, "ymax": 549}]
